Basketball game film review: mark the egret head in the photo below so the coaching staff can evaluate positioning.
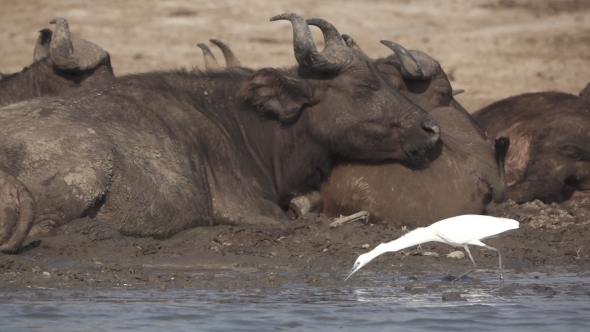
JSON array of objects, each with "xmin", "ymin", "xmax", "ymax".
[{"xmin": 345, "ymin": 252, "xmax": 373, "ymax": 281}]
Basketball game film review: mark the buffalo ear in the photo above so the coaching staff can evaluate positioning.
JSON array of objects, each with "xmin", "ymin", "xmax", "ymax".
[
  {"xmin": 33, "ymin": 29, "xmax": 53, "ymax": 62},
  {"xmin": 239, "ymin": 68, "xmax": 317, "ymax": 123},
  {"xmin": 558, "ymin": 144, "xmax": 590, "ymax": 162}
]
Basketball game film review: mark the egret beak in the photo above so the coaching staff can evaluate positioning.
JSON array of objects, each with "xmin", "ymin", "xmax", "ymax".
[
  {"xmin": 344, "ymin": 270, "xmax": 356, "ymax": 281},
  {"xmin": 344, "ymin": 264, "xmax": 361, "ymax": 281}
]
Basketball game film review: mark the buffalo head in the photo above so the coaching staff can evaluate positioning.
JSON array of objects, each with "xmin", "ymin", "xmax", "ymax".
[
  {"xmin": 240, "ymin": 14, "xmax": 441, "ymax": 165},
  {"xmin": 337, "ymin": 34, "xmax": 487, "ymax": 140},
  {"xmin": 34, "ymin": 17, "xmax": 114, "ymax": 84},
  {"xmin": 0, "ymin": 17, "xmax": 115, "ymax": 107},
  {"xmin": 474, "ymin": 89, "xmax": 590, "ymax": 204}
]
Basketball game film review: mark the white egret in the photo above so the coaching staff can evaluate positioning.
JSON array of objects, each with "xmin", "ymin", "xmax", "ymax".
[{"xmin": 345, "ymin": 215, "xmax": 519, "ymax": 282}]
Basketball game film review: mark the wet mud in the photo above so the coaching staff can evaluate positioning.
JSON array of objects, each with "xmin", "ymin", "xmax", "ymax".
[{"xmin": 1, "ymin": 199, "xmax": 588, "ymax": 293}]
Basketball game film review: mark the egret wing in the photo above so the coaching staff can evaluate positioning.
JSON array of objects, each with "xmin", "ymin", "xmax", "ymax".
[{"xmin": 430, "ymin": 215, "xmax": 519, "ymax": 245}]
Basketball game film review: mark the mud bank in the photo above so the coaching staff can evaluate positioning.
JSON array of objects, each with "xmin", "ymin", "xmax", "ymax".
[{"xmin": 1, "ymin": 199, "xmax": 588, "ymax": 291}]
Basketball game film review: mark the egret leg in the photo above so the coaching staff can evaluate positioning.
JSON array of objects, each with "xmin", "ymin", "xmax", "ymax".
[
  {"xmin": 452, "ymin": 245, "xmax": 477, "ymax": 283},
  {"xmin": 480, "ymin": 244, "xmax": 504, "ymax": 281}
]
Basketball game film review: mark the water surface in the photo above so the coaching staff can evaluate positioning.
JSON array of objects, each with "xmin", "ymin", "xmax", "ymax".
[{"xmin": 2, "ymin": 272, "xmax": 589, "ymax": 331}]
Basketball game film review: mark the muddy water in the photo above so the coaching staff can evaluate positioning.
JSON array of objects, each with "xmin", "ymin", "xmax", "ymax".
[{"xmin": 2, "ymin": 272, "xmax": 589, "ymax": 331}]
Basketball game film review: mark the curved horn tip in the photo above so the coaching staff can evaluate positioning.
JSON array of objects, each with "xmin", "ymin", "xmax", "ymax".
[
  {"xmin": 270, "ymin": 13, "xmax": 298, "ymax": 22},
  {"xmin": 381, "ymin": 39, "xmax": 427, "ymax": 79},
  {"xmin": 209, "ymin": 39, "xmax": 226, "ymax": 48},
  {"xmin": 209, "ymin": 39, "xmax": 241, "ymax": 67},
  {"xmin": 196, "ymin": 43, "xmax": 209, "ymax": 50},
  {"xmin": 380, "ymin": 40, "xmax": 405, "ymax": 53},
  {"xmin": 381, "ymin": 40, "xmax": 414, "ymax": 57},
  {"xmin": 305, "ymin": 18, "xmax": 344, "ymax": 46}
]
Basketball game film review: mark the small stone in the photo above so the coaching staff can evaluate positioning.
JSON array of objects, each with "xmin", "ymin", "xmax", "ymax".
[
  {"xmin": 442, "ymin": 292, "xmax": 467, "ymax": 301},
  {"xmin": 447, "ymin": 251, "xmax": 465, "ymax": 259},
  {"xmin": 42, "ymin": 271, "xmax": 51, "ymax": 277},
  {"xmin": 361, "ymin": 244, "xmax": 370, "ymax": 249}
]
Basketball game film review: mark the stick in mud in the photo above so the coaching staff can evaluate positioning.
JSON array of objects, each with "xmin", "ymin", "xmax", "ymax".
[{"xmin": 329, "ymin": 211, "xmax": 369, "ymax": 228}]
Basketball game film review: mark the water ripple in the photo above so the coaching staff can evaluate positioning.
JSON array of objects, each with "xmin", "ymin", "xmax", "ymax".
[{"xmin": 1, "ymin": 273, "xmax": 590, "ymax": 331}]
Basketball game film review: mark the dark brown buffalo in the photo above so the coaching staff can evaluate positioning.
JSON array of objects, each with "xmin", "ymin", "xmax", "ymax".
[
  {"xmin": 320, "ymin": 107, "xmax": 507, "ymax": 228},
  {"xmin": 0, "ymin": 14, "xmax": 441, "ymax": 253},
  {"xmin": 0, "ymin": 18, "xmax": 114, "ymax": 107},
  {"xmin": 472, "ymin": 84, "xmax": 590, "ymax": 203},
  {"xmin": 289, "ymin": 27, "xmax": 507, "ymax": 226}
]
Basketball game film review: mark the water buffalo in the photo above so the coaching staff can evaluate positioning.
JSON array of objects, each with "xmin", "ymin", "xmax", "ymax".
[
  {"xmin": 320, "ymin": 107, "xmax": 507, "ymax": 227},
  {"xmin": 472, "ymin": 84, "xmax": 590, "ymax": 203},
  {"xmin": 289, "ymin": 27, "xmax": 507, "ymax": 227},
  {"xmin": 0, "ymin": 14, "xmax": 441, "ymax": 253},
  {"xmin": 0, "ymin": 18, "xmax": 114, "ymax": 107}
]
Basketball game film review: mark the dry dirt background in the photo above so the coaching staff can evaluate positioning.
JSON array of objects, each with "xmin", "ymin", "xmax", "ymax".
[
  {"xmin": 2, "ymin": 0, "xmax": 590, "ymax": 112},
  {"xmin": 0, "ymin": 0, "xmax": 589, "ymax": 290}
]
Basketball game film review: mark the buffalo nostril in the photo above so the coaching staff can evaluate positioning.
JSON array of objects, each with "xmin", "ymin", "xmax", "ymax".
[{"xmin": 422, "ymin": 118, "xmax": 441, "ymax": 142}]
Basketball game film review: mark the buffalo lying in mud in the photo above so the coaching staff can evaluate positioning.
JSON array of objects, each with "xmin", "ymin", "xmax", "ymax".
[
  {"xmin": 472, "ymin": 84, "xmax": 590, "ymax": 204},
  {"xmin": 0, "ymin": 17, "xmax": 114, "ymax": 107},
  {"xmin": 289, "ymin": 28, "xmax": 507, "ymax": 227},
  {"xmin": 319, "ymin": 108, "xmax": 508, "ymax": 227},
  {"xmin": 0, "ymin": 14, "xmax": 441, "ymax": 253}
]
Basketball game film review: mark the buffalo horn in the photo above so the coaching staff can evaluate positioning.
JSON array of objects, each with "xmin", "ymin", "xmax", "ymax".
[
  {"xmin": 197, "ymin": 43, "xmax": 221, "ymax": 69},
  {"xmin": 271, "ymin": 13, "xmax": 351, "ymax": 72},
  {"xmin": 305, "ymin": 18, "xmax": 344, "ymax": 47},
  {"xmin": 49, "ymin": 17, "xmax": 109, "ymax": 71},
  {"xmin": 380, "ymin": 40, "xmax": 430, "ymax": 79},
  {"xmin": 210, "ymin": 39, "xmax": 241, "ymax": 67}
]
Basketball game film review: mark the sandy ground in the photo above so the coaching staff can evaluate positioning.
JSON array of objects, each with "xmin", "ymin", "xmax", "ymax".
[
  {"xmin": 2, "ymin": 0, "xmax": 590, "ymax": 111},
  {"xmin": 0, "ymin": 0, "xmax": 589, "ymax": 290}
]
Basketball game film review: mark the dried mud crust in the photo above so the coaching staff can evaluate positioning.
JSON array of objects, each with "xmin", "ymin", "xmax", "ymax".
[{"xmin": 0, "ymin": 199, "xmax": 588, "ymax": 290}]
